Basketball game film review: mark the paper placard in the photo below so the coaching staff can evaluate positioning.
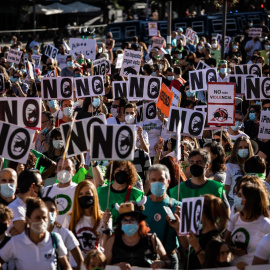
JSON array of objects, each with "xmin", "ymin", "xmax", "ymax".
[
  {"xmin": 92, "ymin": 58, "xmax": 106, "ymax": 79},
  {"xmin": 32, "ymin": 54, "xmax": 41, "ymax": 68},
  {"xmin": 143, "ymin": 102, "xmax": 158, "ymax": 121},
  {"xmin": 112, "ymin": 81, "xmax": 128, "ymax": 99},
  {"xmin": 152, "ymin": 37, "xmax": 165, "ymax": 49},
  {"xmin": 234, "ymin": 63, "xmax": 262, "ymax": 77},
  {"xmin": 115, "ymin": 54, "xmax": 124, "ymax": 69},
  {"xmin": 185, "ymin": 28, "xmax": 196, "ymax": 42},
  {"xmin": 228, "ymin": 74, "xmax": 255, "ymax": 95},
  {"xmin": 120, "ymin": 49, "xmax": 142, "ymax": 77},
  {"xmin": 216, "ymin": 34, "xmax": 231, "ymax": 48},
  {"xmin": 196, "ymin": 60, "xmax": 210, "ymax": 70},
  {"xmin": 245, "ymin": 77, "xmax": 270, "ymax": 100},
  {"xmin": 7, "ymin": 49, "xmax": 23, "ymax": 64},
  {"xmin": 148, "ymin": 22, "xmax": 158, "ymax": 37},
  {"xmin": 258, "ymin": 111, "xmax": 270, "ymax": 140},
  {"xmin": 44, "ymin": 44, "xmax": 58, "ymax": 59},
  {"xmin": 69, "ymin": 38, "xmax": 96, "ymax": 60},
  {"xmin": 249, "ymin": 28, "xmax": 262, "ymax": 38},
  {"xmin": 171, "ymin": 87, "xmax": 181, "ymax": 107},
  {"xmin": 156, "ymin": 83, "xmax": 174, "ymax": 117}
]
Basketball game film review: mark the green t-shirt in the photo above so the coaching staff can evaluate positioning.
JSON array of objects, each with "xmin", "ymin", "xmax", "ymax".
[
  {"xmin": 97, "ymin": 185, "xmax": 144, "ymax": 225},
  {"xmin": 210, "ymin": 49, "xmax": 221, "ymax": 63},
  {"xmin": 169, "ymin": 179, "xmax": 224, "ymax": 201}
]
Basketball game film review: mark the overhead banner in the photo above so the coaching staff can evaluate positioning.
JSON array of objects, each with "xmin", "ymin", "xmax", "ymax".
[
  {"xmin": 228, "ymin": 74, "xmax": 254, "ymax": 95},
  {"xmin": 120, "ymin": 49, "xmax": 142, "ymax": 77},
  {"xmin": 234, "ymin": 63, "xmax": 262, "ymax": 77},
  {"xmin": 0, "ymin": 122, "xmax": 35, "ymax": 164},
  {"xmin": 92, "ymin": 58, "xmax": 106, "ymax": 79},
  {"xmin": 0, "ymin": 97, "xmax": 42, "ymax": 129},
  {"xmin": 189, "ymin": 68, "xmax": 218, "ymax": 91},
  {"xmin": 148, "ymin": 22, "xmax": 158, "ymax": 37},
  {"xmin": 0, "ymin": 74, "xmax": 4, "ymax": 94},
  {"xmin": 168, "ymin": 107, "xmax": 206, "ymax": 138},
  {"xmin": 112, "ymin": 81, "xmax": 128, "ymax": 99},
  {"xmin": 69, "ymin": 38, "xmax": 96, "ymax": 60},
  {"xmin": 185, "ymin": 28, "xmax": 196, "ymax": 43},
  {"xmin": 196, "ymin": 60, "xmax": 210, "ymax": 70},
  {"xmin": 249, "ymin": 28, "xmax": 262, "ymax": 38},
  {"xmin": 74, "ymin": 75, "xmax": 104, "ymax": 98},
  {"xmin": 44, "ymin": 44, "xmax": 58, "ymax": 59},
  {"xmin": 128, "ymin": 75, "xmax": 162, "ymax": 101},
  {"xmin": 245, "ymin": 77, "xmax": 270, "ymax": 100},
  {"xmin": 156, "ymin": 83, "xmax": 174, "ymax": 117},
  {"xmin": 7, "ymin": 49, "xmax": 23, "ymax": 64},
  {"xmin": 207, "ymin": 82, "xmax": 235, "ymax": 126},
  {"xmin": 258, "ymin": 111, "xmax": 270, "ymax": 140},
  {"xmin": 60, "ymin": 115, "xmax": 107, "ymax": 157},
  {"xmin": 180, "ymin": 197, "xmax": 204, "ymax": 235},
  {"xmin": 42, "ymin": 77, "xmax": 74, "ymax": 100},
  {"xmin": 90, "ymin": 124, "xmax": 136, "ymax": 161},
  {"xmin": 143, "ymin": 102, "xmax": 157, "ymax": 121}
]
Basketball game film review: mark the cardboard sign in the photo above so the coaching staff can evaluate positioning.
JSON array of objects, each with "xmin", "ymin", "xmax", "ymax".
[
  {"xmin": 152, "ymin": 37, "xmax": 165, "ymax": 49},
  {"xmin": 0, "ymin": 97, "xmax": 42, "ymax": 129},
  {"xmin": 148, "ymin": 22, "xmax": 158, "ymax": 37},
  {"xmin": 32, "ymin": 54, "xmax": 41, "ymax": 68},
  {"xmin": 180, "ymin": 197, "xmax": 204, "ymax": 235},
  {"xmin": 189, "ymin": 68, "xmax": 218, "ymax": 91},
  {"xmin": 128, "ymin": 75, "xmax": 162, "ymax": 101},
  {"xmin": 249, "ymin": 28, "xmax": 262, "ymax": 38},
  {"xmin": 42, "ymin": 77, "xmax": 74, "ymax": 100},
  {"xmin": 90, "ymin": 124, "xmax": 135, "ymax": 161},
  {"xmin": 171, "ymin": 87, "xmax": 181, "ymax": 107},
  {"xmin": 106, "ymin": 60, "xmax": 111, "ymax": 75},
  {"xmin": 69, "ymin": 38, "xmax": 96, "ymax": 60},
  {"xmin": 44, "ymin": 44, "xmax": 58, "ymax": 59},
  {"xmin": 168, "ymin": 107, "xmax": 206, "ymax": 138},
  {"xmin": 245, "ymin": 77, "xmax": 270, "ymax": 100},
  {"xmin": 216, "ymin": 34, "xmax": 231, "ymax": 48},
  {"xmin": 60, "ymin": 115, "xmax": 106, "ymax": 157},
  {"xmin": 228, "ymin": 74, "xmax": 255, "ymax": 95},
  {"xmin": 207, "ymin": 83, "xmax": 235, "ymax": 126},
  {"xmin": 25, "ymin": 60, "xmax": 35, "ymax": 80},
  {"xmin": 112, "ymin": 81, "xmax": 128, "ymax": 99},
  {"xmin": 115, "ymin": 54, "xmax": 123, "ymax": 69},
  {"xmin": 156, "ymin": 83, "xmax": 174, "ymax": 117},
  {"xmin": 234, "ymin": 63, "xmax": 262, "ymax": 77},
  {"xmin": 0, "ymin": 122, "xmax": 35, "ymax": 164},
  {"xmin": 258, "ymin": 111, "xmax": 270, "ymax": 140},
  {"xmin": 185, "ymin": 28, "xmax": 196, "ymax": 42},
  {"xmin": 7, "ymin": 49, "xmax": 22, "ymax": 64},
  {"xmin": 0, "ymin": 74, "xmax": 4, "ymax": 94},
  {"xmin": 120, "ymin": 49, "xmax": 142, "ymax": 77},
  {"xmin": 194, "ymin": 105, "xmax": 217, "ymax": 130},
  {"xmin": 196, "ymin": 60, "xmax": 210, "ymax": 70},
  {"xmin": 43, "ymin": 70, "xmax": 57, "ymax": 78},
  {"xmin": 74, "ymin": 75, "xmax": 104, "ymax": 98},
  {"xmin": 92, "ymin": 58, "xmax": 106, "ymax": 79},
  {"xmin": 136, "ymin": 105, "xmax": 143, "ymax": 123},
  {"xmin": 175, "ymin": 122, "xmax": 182, "ymax": 162},
  {"xmin": 143, "ymin": 102, "xmax": 157, "ymax": 121}
]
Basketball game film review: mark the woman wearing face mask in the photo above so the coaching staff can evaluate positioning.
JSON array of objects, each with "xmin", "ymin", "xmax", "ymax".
[
  {"xmin": 0, "ymin": 197, "xmax": 72, "ymax": 270},
  {"xmin": 210, "ymin": 38, "xmax": 221, "ymax": 63},
  {"xmin": 225, "ymin": 181, "xmax": 270, "ymax": 266},
  {"xmin": 43, "ymin": 197, "xmax": 84, "ymax": 269},
  {"xmin": 213, "ymin": 130, "xmax": 233, "ymax": 160},
  {"xmin": 64, "ymin": 181, "xmax": 112, "ymax": 261},
  {"xmin": 97, "ymin": 161, "xmax": 144, "ymax": 225},
  {"xmin": 195, "ymin": 42, "xmax": 205, "ymax": 61},
  {"xmin": 228, "ymin": 42, "xmax": 242, "ymax": 62},
  {"xmin": 224, "ymin": 137, "xmax": 254, "ymax": 206},
  {"xmin": 184, "ymin": 82, "xmax": 206, "ymax": 106},
  {"xmin": 10, "ymin": 70, "xmax": 29, "ymax": 97},
  {"xmin": 105, "ymin": 199, "xmax": 168, "ymax": 269},
  {"xmin": 45, "ymin": 128, "xmax": 64, "ymax": 161},
  {"xmin": 244, "ymin": 105, "xmax": 261, "ymax": 140},
  {"xmin": 217, "ymin": 60, "xmax": 228, "ymax": 82}
]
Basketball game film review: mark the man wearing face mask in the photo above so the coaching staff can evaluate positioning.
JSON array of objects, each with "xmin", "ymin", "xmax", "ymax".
[
  {"xmin": 8, "ymin": 169, "xmax": 43, "ymax": 235},
  {"xmin": 107, "ymin": 97, "xmax": 128, "ymax": 125},
  {"xmin": 11, "ymin": 70, "xmax": 29, "ymax": 97},
  {"xmin": 245, "ymin": 37, "xmax": 262, "ymax": 63},
  {"xmin": 169, "ymin": 67, "xmax": 186, "ymax": 94},
  {"xmin": 43, "ymin": 157, "xmax": 77, "ymax": 225},
  {"xmin": 61, "ymin": 55, "xmax": 75, "ymax": 77},
  {"xmin": 47, "ymin": 99, "xmax": 63, "ymax": 121},
  {"xmin": 217, "ymin": 60, "xmax": 228, "ymax": 82},
  {"xmin": 56, "ymin": 100, "xmax": 74, "ymax": 127},
  {"xmin": 0, "ymin": 168, "xmax": 17, "ymax": 206},
  {"xmin": 143, "ymin": 164, "xmax": 181, "ymax": 270}
]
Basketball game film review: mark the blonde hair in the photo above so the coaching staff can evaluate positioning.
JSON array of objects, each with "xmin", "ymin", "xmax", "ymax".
[{"xmin": 84, "ymin": 249, "xmax": 107, "ymax": 270}]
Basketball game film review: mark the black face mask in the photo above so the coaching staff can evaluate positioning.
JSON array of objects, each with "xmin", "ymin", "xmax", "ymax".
[
  {"xmin": 190, "ymin": 164, "xmax": 204, "ymax": 177},
  {"xmin": 37, "ymin": 186, "xmax": 44, "ymax": 198},
  {"xmin": 115, "ymin": 171, "xmax": 129, "ymax": 185},
  {"xmin": 0, "ymin": 223, "xmax": 8, "ymax": 235},
  {"xmin": 78, "ymin": 196, "xmax": 94, "ymax": 209}
]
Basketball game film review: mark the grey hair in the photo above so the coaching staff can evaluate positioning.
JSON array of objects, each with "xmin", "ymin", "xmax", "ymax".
[{"xmin": 147, "ymin": 164, "xmax": 170, "ymax": 183}]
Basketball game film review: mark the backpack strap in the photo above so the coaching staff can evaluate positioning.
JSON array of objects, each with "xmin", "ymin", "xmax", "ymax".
[
  {"xmin": 44, "ymin": 185, "xmax": 53, "ymax": 198},
  {"xmin": 51, "ymin": 231, "xmax": 59, "ymax": 249},
  {"xmin": 115, "ymin": 117, "xmax": 120, "ymax": 124},
  {"xmin": 0, "ymin": 236, "xmax": 11, "ymax": 249}
]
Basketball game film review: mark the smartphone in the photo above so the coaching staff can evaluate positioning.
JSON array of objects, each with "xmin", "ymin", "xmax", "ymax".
[{"xmin": 163, "ymin": 206, "xmax": 176, "ymax": 221}]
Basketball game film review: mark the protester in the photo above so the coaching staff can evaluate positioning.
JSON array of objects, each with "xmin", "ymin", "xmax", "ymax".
[{"xmin": 0, "ymin": 168, "xmax": 17, "ymax": 205}]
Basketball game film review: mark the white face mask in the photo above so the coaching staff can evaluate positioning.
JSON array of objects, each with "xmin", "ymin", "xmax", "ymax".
[
  {"xmin": 110, "ymin": 107, "xmax": 118, "ymax": 118},
  {"xmin": 30, "ymin": 219, "xmax": 47, "ymax": 234},
  {"xmin": 212, "ymin": 43, "xmax": 217, "ymax": 49},
  {"xmin": 48, "ymin": 212, "xmax": 57, "ymax": 225},
  {"xmin": 63, "ymin": 107, "xmax": 73, "ymax": 117},
  {"xmin": 125, "ymin": 114, "xmax": 135, "ymax": 124},
  {"xmin": 57, "ymin": 170, "xmax": 72, "ymax": 184},
  {"xmin": 53, "ymin": 140, "xmax": 64, "ymax": 149}
]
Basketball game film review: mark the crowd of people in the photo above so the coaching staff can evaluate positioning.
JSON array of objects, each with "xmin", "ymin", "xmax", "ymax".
[{"xmin": 0, "ymin": 19, "xmax": 269, "ymax": 270}]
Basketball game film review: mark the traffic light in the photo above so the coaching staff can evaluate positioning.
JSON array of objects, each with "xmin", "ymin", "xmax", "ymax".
[{"xmin": 261, "ymin": 4, "xmax": 264, "ymax": 9}]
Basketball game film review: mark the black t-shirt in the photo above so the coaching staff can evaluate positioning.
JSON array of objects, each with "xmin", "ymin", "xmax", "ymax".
[
  {"xmin": 204, "ymin": 58, "xmax": 216, "ymax": 67},
  {"xmin": 259, "ymin": 140, "xmax": 270, "ymax": 173},
  {"xmin": 0, "ymin": 195, "xmax": 16, "ymax": 206}
]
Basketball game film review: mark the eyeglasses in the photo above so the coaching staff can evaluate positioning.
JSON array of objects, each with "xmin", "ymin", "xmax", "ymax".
[
  {"xmin": 213, "ymin": 138, "xmax": 222, "ymax": 142},
  {"xmin": 263, "ymin": 107, "xmax": 270, "ymax": 111},
  {"xmin": 121, "ymin": 218, "xmax": 137, "ymax": 224}
]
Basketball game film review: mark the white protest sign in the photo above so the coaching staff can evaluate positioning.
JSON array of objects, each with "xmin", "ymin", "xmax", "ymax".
[
  {"xmin": 216, "ymin": 34, "xmax": 231, "ymax": 47},
  {"xmin": 32, "ymin": 54, "xmax": 41, "ymax": 68},
  {"xmin": 207, "ymin": 83, "xmax": 235, "ymax": 104},
  {"xmin": 258, "ymin": 111, "xmax": 270, "ymax": 140},
  {"xmin": 115, "ymin": 54, "xmax": 123, "ymax": 69},
  {"xmin": 168, "ymin": 107, "xmax": 206, "ymax": 138},
  {"xmin": 120, "ymin": 49, "xmax": 142, "ymax": 77},
  {"xmin": 44, "ymin": 44, "xmax": 58, "ymax": 59},
  {"xmin": 189, "ymin": 68, "xmax": 218, "ymax": 91},
  {"xmin": 105, "ymin": 266, "xmax": 270, "ymax": 270},
  {"xmin": 208, "ymin": 105, "xmax": 235, "ymax": 126},
  {"xmin": 171, "ymin": 87, "xmax": 181, "ymax": 107},
  {"xmin": 43, "ymin": 70, "xmax": 56, "ymax": 78},
  {"xmin": 0, "ymin": 74, "xmax": 4, "ymax": 94},
  {"xmin": 175, "ymin": 122, "xmax": 182, "ymax": 162},
  {"xmin": 0, "ymin": 97, "xmax": 42, "ymax": 129},
  {"xmin": 148, "ymin": 22, "xmax": 158, "ymax": 37},
  {"xmin": 42, "ymin": 77, "xmax": 73, "ymax": 100},
  {"xmin": 152, "ymin": 37, "xmax": 165, "ymax": 49},
  {"xmin": 194, "ymin": 105, "xmax": 217, "ymax": 130},
  {"xmin": 90, "ymin": 124, "xmax": 135, "ymax": 161},
  {"xmin": 112, "ymin": 81, "xmax": 128, "ymax": 99},
  {"xmin": 128, "ymin": 75, "xmax": 162, "ymax": 101},
  {"xmin": 74, "ymin": 75, "xmax": 104, "ymax": 98},
  {"xmin": 185, "ymin": 28, "xmax": 196, "ymax": 43},
  {"xmin": 180, "ymin": 197, "xmax": 204, "ymax": 235},
  {"xmin": 69, "ymin": 38, "xmax": 96, "ymax": 60},
  {"xmin": 249, "ymin": 28, "xmax": 262, "ymax": 38},
  {"xmin": 92, "ymin": 58, "xmax": 106, "ymax": 79},
  {"xmin": 143, "ymin": 102, "xmax": 157, "ymax": 121},
  {"xmin": 25, "ymin": 60, "xmax": 35, "ymax": 80},
  {"xmin": 245, "ymin": 77, "xmax": 270, "ymax": 100},
  {"xmin": 234, "ymin": 63, "xmax": 262, "ymax": 77},
  {"xmin": 60, "ymin": 115, "xmax": 107, "ymax": 157},
  {"xmin": 228, "ymin": 74, "xmax": 255, "ymax": 95},
  {"xmin": 0, "ymin": 122, "xmax": 35, "ymax": 164},
  {"xmin": 196, "ymin": 60, "xmax": 210, "ymax": 70},
  {"xmin": 7, "ymin": 49, "xmax": 22, "ymax": 64},
  {"xmin": 62, "ymin": 39, "xmax": 71, "ymax": 52}
]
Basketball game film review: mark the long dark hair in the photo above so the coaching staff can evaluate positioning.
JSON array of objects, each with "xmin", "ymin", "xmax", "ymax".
[
  {"xmin": 48, "ymin": 128, "xmax": 64, "ymax": 159},
  {"xmin": 214, "ymin": 130, "xmax": 233, "ymax": 153},
  {"xmin": 82, "ymin": 97, "xmax": 102, "ymax": 113},
  {"xmin": 209, "ymin": 142, "xmax": 226, "ymax": 174}
]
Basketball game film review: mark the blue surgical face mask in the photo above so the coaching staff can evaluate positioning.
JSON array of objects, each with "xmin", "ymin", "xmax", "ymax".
[
  {"xmin": 237, "ymin": 149, "xmax": 249, "ymax": 159},
  {"xmin": 231, "ymin": 121, "xmax": 242, "ymax": 131},
  {"xmin": 34, "ymin": 49, "xmax": 38, "ymax": 54},
  {"xmin": 167, "ymin": 76, "xmax": 174, "ymax": 81},
  {"xmin": 234, "ymin": 196, "xmax": 244, "ymax": 211},
  {"xmin": 92, "ymin": 98, "xmax": 100, "ymax": 108},
  {"xmin": 21, "ymin": 69, "xmax": 26, "ymax": 74},
  {"xmin": 48, "ymin": 100, "xmax": 58, "ymax": 109},
  {"xmin": 24, "ymin": 53, "xmax": 28, "ymax": 59},
  {"xmin": 0, "ymin": 183, "xmax": 16, "ymax": 198},
  {"xmin": 10, "ymin": 40, "xmax": 14, "ymax": 44},
  {"xmin": 48, "ymin": 212, "xmax": 57, "ymax": 225},
  {"xmin": 150, "ymin": 182, "xmax": 166, "ymax": 197},
  {"xmin": 220, "ymin": 68, "xmax": 227, "ymax": 74},
  {"xmin": 186, "ymin": 89, "xmax": 195, "ymax": 98},
  {"xmin": 198, "ymin": 46, "xmax": 203, "ymax": 50},
  {"xmin": 178, "ymin": 54, "xmax": 182, "ymax": 59},
  {"xmin": 63, "ymin": 107, "xmax": 73, "ymax": 117},
  {"xmin": 121, "ymin": 223, "xmax": 138, "ymax": 236},
  {"xmin": 10, "ymin": 76, "xmax": 15, "ymax": 83},
  {"xmin": 265, "ymin": 45, "xmax": 270, "ymax": 50},
  {"xmin": 17, "ymin": 47, "xmax": 21, "ymax": 51},
  {"xmin": 67, "ymin": 61, "xmax": 73, "ymax": 68},
  {"xmin": 249, "ymin": 112, "xmax": 256, "ymax": 121},
  {"xmin": 152, "ymin": 72, "xmax": 157, "ymax": 76},
  {"xmin": 233, "ymin": 45, "xmax": 238, "ymax": 50},
  {"xmin": 75, "ymin": 74, "xmax": 82, "ymax": 77}
]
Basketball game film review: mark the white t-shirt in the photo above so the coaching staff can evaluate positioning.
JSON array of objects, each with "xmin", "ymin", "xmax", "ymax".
[
  {"xmin": 228, "ymin": 213, "xmax": 270, "ymax": 265},
  {"xmin": 106, "ymin": 117, "xmax": 125, "ymax": 125},
  {"xmin": 227, "ymin": 131, "xmax": 249, "ymax": 143},
  {"xmin": 8, "ymin": 197, "xmax": 26, "ymax": 228},
  {"xmin": 254, "ymin": 233, "xmax": 270, "ymax": 262},
  {"xmin": 43, "ymin": 182, "xmax": 77, "ymax": 225},
  {"xmin": 0, "ymin": 231, "xmax": 67, "ymax": 270},
  {"xmin": 217, "ymin": 74, "xmax": 228, "ymax": 82},
  {"xmin": 53, "ymin": 109, "xmax": 63, "ymax": 121},
  {"xmin": 225, "ymin": 163, "xmax": 243, "ymax": 198}
]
